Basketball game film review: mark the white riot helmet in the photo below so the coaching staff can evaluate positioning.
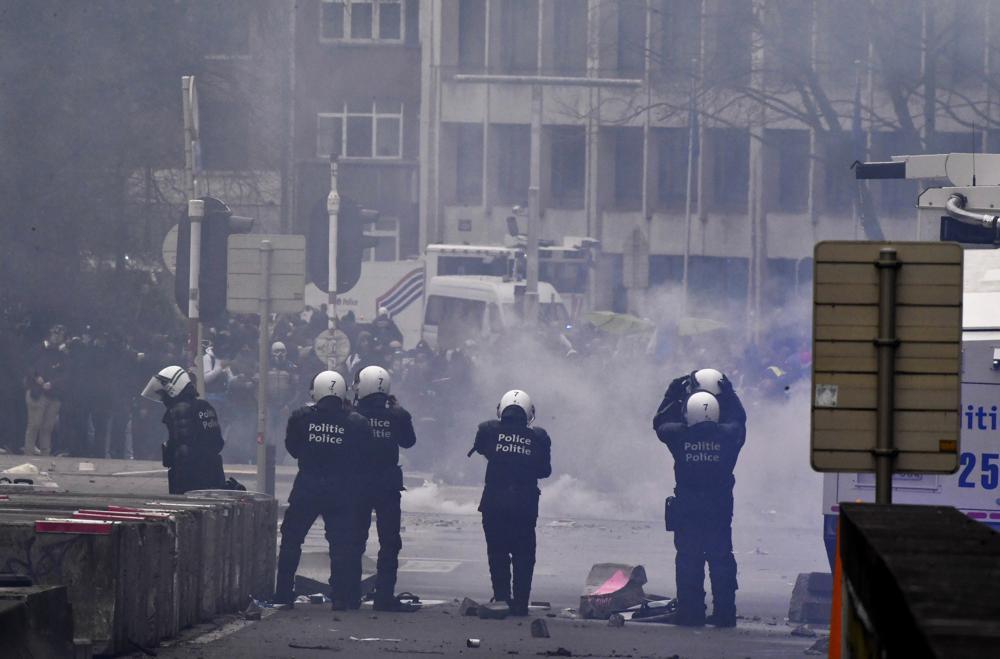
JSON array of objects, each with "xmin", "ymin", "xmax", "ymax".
[
  {"xmin": 692, "ymin": 368, "xmax": 725, "ymax": 395},
  {"xmin": 310, "ymin": 370, "xmax": 347, "ymax": 403},
  {"xmin": 356, "ymin": 365, "xmax": 391, "ymax": 400},
  {"xmin": 685, "ymin": 391, "xmax": 720, "ymax": 426},
  {"xmin": 497, "ymin": 389, "xmax": 535, "ymax": 425},
  {"xmin": 141, "ymin": 366, "xmax": 192, "ymax": 402}
]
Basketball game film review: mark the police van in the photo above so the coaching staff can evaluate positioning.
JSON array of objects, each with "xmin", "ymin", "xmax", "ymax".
[
  {"xmin": 420, "ymin": 275, "xmax": 569, "ymax": 350},
  {"xmin": 822, "ymin": 154, "xmax": 1000, "ymax": 566}
]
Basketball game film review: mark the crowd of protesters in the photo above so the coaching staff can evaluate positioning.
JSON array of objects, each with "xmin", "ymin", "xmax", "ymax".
[{"xmin": 1, "ymin": 296, "xmax": 811, "ymax": 469}]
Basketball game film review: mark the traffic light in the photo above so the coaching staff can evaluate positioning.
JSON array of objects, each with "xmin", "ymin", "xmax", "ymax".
[
  {"xmin": 306, "ymin": 195, "xmax": 380, "ymax": 294},
  {"xmin": 174, "ymin": 197, "xmax": 255, "ymax": 321}
]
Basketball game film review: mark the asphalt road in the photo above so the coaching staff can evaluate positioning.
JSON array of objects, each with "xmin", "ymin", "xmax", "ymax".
[{"xmin": 1, "ymin": 455, "xmax": 830, "ymax": 658}]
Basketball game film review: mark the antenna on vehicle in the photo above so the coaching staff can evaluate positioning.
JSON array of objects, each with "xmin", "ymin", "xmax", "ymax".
[{"xmin": 972, "ymin": 121, "xmax": 977, "ymax": 187}]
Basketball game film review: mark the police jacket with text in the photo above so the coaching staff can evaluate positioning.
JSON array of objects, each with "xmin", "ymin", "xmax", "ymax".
[
  {"xmin": 161, "ymin": 389, "xmax": 226, "ymax": 493},
  {"xmin": 655, "ymin": 419, "xmax": 744, "ymax": 503},
  {"xmin": 357, "ymin": 394, "xmax": 417, "ymax": 492},
  {"xmin": 473, "ymin": 418, "xmax": 552, "ymax": 517},
  {"xmin": 285, "ymin": 398, "xmax": 370, "ymax": 487}
]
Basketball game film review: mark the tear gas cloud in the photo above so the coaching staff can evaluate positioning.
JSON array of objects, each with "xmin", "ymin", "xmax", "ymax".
[{"xmin": 405, "ymin": 283, "xmax": 821, "ymax": 533}]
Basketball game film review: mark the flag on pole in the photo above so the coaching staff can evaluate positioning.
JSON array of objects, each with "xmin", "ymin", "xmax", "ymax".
[{"xmin": 375, "ymin": 268, "xmax": 424, "ymax": 318}]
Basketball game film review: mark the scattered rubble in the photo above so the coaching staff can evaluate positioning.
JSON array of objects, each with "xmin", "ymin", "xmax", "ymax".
[
  {"xmin": 791, "ymin": 625, "xmax": 817, "ymax": 638},
  {"xmin": 530, "ymin": 619, "xmax": 551, "ymax": 638},
  {"xmin": 607, "ymin": 613, "xmax": 625, "ymax": 627},
  {"xmin": 579, "ymin": 564, "xmax": 647, "ymax": 619},
  {"xmin": 459, "ymin": 597, "xmax": 481, "ymax": 616},
  {"xmin": 478, "ymin": 601, "xmax": 510, "ymax": 620}
]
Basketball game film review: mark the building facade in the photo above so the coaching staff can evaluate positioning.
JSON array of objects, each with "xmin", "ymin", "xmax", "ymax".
[
  {"xmin": 418, "ymin": 0, "xmax": 998, "ymax": 325},
  {"xmin": 292, "ymin": 0, "xmax": 423, "ymax": 264}
]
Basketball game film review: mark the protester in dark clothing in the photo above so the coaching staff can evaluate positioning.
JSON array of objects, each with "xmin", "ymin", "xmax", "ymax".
[
  {"xmin": 353, "ymin": 366, "xmax": 418, "ymax": 612},
  {"xmin": 371, "ymin": 307, "xmax": 404, "ymax": 348},
  {"xmin": 275, "ymin": 371, "xmax": 371, "ymax": 610},
  {"xmin": 23, "ymin": 325, "xmax": 69, "ymax": 455},
  {"xmin": 470, "ymin": 390, "xmax": 552, "ymax": 616},
  {"xmin": 142, "ymin": 365, "xmax": 226, "ymax": 494},
  {"xmin": 654, "ymin": 387, "xmax": 746, "ymax": 628}
]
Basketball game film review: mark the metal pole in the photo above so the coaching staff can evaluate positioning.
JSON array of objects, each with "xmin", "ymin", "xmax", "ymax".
[
  {"xmin": 257, "ymin": 240, "xmax": 276, "ymax": 496},
  {"xmin": 187, "ymin": 199, "xmax": 205, "ymax": 395},
  {"xmin": 682, "ymin": 60, "xmax": 697, "ymax": 315},
  {"xmin": 526, "ymin": 85, "xmax": 542, "ymax": 324},
  {"xmin": 327, "ymin": 158, "xmax": 340, "ymax": 330},
  {"xmin": 874, "ymin": 247, "xmax": 900, "ymax": 504}
]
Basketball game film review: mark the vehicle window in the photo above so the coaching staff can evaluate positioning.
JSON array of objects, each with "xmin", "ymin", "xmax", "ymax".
[{"xmin": 424, "ymin": 295, "xmax": 445, "ymax": 324}]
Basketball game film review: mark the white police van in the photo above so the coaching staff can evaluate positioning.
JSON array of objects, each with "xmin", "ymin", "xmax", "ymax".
[{"xmin": 823, "ymin": 154, "xmax": 1000, "ymax": 565}]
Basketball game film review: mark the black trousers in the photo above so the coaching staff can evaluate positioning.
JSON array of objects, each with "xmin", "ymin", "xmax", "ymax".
[
  {"xmin": 481, "ymin": 511, "xmax": 537, "ymax": 606},
  {"xmin": 275, "ymin": 475, "xmax": 363, "ymax": 605},
  {"xmin": 357, "ymin": 488, "xmax": 403, "ymax": 600},
  {"xmin": 673, "ymin": 501, "xmax": 738, "ymax": 619}
]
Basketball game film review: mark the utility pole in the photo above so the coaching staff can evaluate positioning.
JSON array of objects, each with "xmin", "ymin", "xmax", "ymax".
[
  {"xmin": 526, "ymin": 84, "xmax": 542, "ymax": 324},
  {"xmin": 182, "ymin": 75, "xmax": 206, "ymax": 394},
  {"xmin": 327, "ymin": 157, "xmax": 340, "ymax": 329},
  {"xmin": 256, "ymin": 240, "xmax": 276, "ymax": 495}
]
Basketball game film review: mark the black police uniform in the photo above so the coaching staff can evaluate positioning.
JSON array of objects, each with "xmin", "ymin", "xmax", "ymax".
[
  {"xmin": 655, "ymin": 393, "xmax": 745, "ymax": 627},
  {"xmin": 471, "ymin": 412, "xmax": 552, "ymax": 615},
  {"xmin": 275, "ymin": 397, "xmax": 371, "ymax": 607},
  {"xmin": 356, "ymin": 394, "xmax": 417, "ymax": 605},
  {"xmin": 161, "ymin": 388, "xmax": 226, "ymax": 494}
]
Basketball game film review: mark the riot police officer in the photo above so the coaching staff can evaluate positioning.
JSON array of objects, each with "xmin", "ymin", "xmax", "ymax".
[
  {"xmin": 274, "ymin": 371, "xmax": 371, "ymax": 610},
  {"xmin": 141, "ymin": 366, "xmax": 225, "ymax": 494},
  {"xmin": 470, "ymin": 390, "xmax": 552, "ymax": 616},
  {"xmin": 654, "ymin": 380, "xmax": 746, "ymax": 628},
  {"xmin": 353, "ymin": 366, "xmax": 418, "ymax": 612}
]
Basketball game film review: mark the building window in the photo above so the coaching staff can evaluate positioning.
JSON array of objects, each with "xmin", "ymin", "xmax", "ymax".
[
  {"xmin": 456, "ymin": 123, "xmax": 484, "ymax": 204},
  {"xmin": 458, "ymin": 0, "xmax": 487, "ymax": 71},
  {"xmin": 705, "ymin": 1, "xmax": 751, "ymax": 86},
  {"xmin": 497, "ymin": 0, "xmax": 539, "ymax": 73},
  {"xmin": 320, "ymin": 0, "xmax": 404, "ymax": 42},
  {"xmin": 494, "ymin": 124, "xmax": 530, "ymax": 204},
  {"xmin": 553, "ymin": 0, "xmax": 587, "ymax": 74},
  {"xmin": 549, "ymin": 126, "xmax": 585, "ymax": 209},
  {"xmin": 613, "ymin": 128, "xmax": 643, "ymax": 210},
  {"xmin": 653, "ymin": 0, "xmax": 700, "ymax": 80},
  {"xmin": 362, "ymin": 217, "xmax": 400, "ymax": 262},
  {"xmin": 656, "ymin": 127, "xmax": 697, "ymax": 209},
  {"xmin": 707, "ymin": 128, "xmax": 749, "ymax": 211},
  {"xmin": 820, "ymin": 132, "xmax": 853, "ymax": 213},
  {"xmin": 316, "ymin": 101, "xmax": 403, "ymax": 159},
  {"xmin": 617, "ymin": 0, "xmax": 646, "ymax": 76},
  {"xmin": 769, "ymin": 129, "xmax": 809, "ymax": 212}
]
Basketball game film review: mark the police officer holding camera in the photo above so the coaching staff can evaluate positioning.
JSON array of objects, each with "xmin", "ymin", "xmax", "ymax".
[
  {"xmin": 353, "ymin": 365, "xmax": 419, "ymax": 612},
  {"xmin": 653, "ymin": 369, "xmax": 746, "ymax": 627},
  {"xmin": 274, "ymin": 370, "xmax": 371, "ymax": 610}
]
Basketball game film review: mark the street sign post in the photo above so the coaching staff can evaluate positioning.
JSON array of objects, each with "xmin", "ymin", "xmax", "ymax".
[
  {"xmin": 810, "ymin": 241, "xmax": 964, "ymax": 503},
  {"xmin": 227, "ymin": 234, "xmax": 305, "ymax": 495}
]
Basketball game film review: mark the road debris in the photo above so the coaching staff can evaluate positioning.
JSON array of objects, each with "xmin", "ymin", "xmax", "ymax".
[
  {"xmin": 537, "ymin": 648, "xmax": 572, "ymax": 657},
  {"xmin": 478, "ymin": 601, "xmax": 510, "ymax": 620},
  {"xmin": 790, "ymin": 624, "xmax": 817, "ymax": 638},
  {"xmin": 466, "ymin": 638, "xmax": 481, "ymax": 648},
  {"xmin": 530, "ymin": 619, "xmax": 550, "ymax": 638},
  {"xmin": 288, "ymin": 643, "xmax": 340, "ymax": 651},
  {"xmin": 579, "ymin": 564, "xmax": 647, "ymax": 619},
  {"xmin": 349, "ymin": 636, "xmax": 401, "ymax": 642},
  {"xmin": 460, "ymin": 597, "xmax": 481, "ymax": 616},
  {"xmin": 607, "ymin": 613, "xmax": 625, "ymax": 627}
]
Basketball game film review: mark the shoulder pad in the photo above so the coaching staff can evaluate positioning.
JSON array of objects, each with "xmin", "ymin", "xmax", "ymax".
[
  {"xmin": 289, "ymin": 405, "xmax": 313, "ymax": 421},
  {"xmin": 532, "ymin": 426, "xmax": 552, "ymax": 444},
  {"xmin": 478, "ymin": 419, "xmax": 500, "ymax": 432}
]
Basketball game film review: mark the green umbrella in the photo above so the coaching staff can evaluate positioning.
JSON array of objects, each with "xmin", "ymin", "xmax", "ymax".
[
  {"xmin": 582, "ymin": 311, "xmax": 654, "ymax": 335},
  {"xmin": 677, "ymin": 316, "xmax": 727, "ymax": 337}
]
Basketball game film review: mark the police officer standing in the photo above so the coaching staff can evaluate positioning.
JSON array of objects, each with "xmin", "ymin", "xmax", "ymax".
[
  {"xmin": 275, "ymin": 371, "xmax": 371, "ymax": 610},
  {"xmin": 653, "ymin": 369, "xmax": 747, "ymax": 627},
  {"xmin": 470, "ymin": 390, "xmax": 551, "ymax": 616},
  {"xmin": 353, "ymin": 365, "xmax": 418, "ymax": 612},
  {"xmin": 141, "ymin": 366, "xmax": 226, "ymax": 494}
]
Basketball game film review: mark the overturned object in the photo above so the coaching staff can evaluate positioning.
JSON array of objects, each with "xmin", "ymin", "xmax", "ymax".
[{"xmin": 579, "ymin": 563, "xmax": 647, "ymax": 619}]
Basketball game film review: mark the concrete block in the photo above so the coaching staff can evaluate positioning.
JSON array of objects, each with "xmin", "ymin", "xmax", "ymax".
[{"xmin": 0, "ymin": 585, "xmax": 75, "ymax": 658}]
